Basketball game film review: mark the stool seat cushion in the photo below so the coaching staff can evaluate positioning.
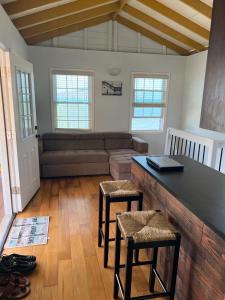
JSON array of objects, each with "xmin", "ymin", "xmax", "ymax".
[
  {"xmin": 100, "ymin": 180, "xmax": 140, "ymax": 198},
  {"xmin": 117, "ymin": 210, "xmax": 177, "ymax": 243}
]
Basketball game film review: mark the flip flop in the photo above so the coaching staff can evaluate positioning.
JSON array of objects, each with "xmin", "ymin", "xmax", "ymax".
[
  {"xmin": 0, "ymin": 273, "xmax": 30, "ymax": 287},
  {"xmin": 0, "ymin": 282, "xmax": 30, "ymax": 299},
  {"xmin": 10, "ymin": 274, "xmax": 30, "ymax": 287}
]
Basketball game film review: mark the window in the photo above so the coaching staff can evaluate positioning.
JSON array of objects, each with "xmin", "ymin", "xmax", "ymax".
[
  {"xmin": 52, "ymin": 70, "xmax": 93, "ymax": 130},
  {"xmin": 16, "ymin": 70, "xmax": 34, "ymax": 138},
  {"xmin": 131, "ymin": 73, "xmax": 169, "ymax": 132}
]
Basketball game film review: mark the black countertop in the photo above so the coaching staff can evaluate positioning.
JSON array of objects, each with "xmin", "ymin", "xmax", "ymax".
[{"xmin": 132, "ymin": 156, "xmax": 225, "ymax": 240}]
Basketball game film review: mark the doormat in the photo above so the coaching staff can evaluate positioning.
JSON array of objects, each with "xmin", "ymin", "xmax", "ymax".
[{"xmin": 4, "ymin": 216, "xmax": 49, "ymax": 249}]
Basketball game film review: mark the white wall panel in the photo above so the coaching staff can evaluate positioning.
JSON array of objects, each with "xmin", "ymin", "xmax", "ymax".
[{"xmin": 36, "ymin": 21, "xmax": 177, "ymax": 56}]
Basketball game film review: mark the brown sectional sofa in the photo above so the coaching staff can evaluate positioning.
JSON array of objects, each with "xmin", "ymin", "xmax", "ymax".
[{"xmin": 39, "ymin": 132, "xmax": 148, "ymax": 179}]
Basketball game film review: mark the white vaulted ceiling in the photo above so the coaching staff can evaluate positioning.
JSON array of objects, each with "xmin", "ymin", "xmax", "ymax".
[{"xmin": 0, "ymin": 0, "xmax": 213, "ymax": 55}]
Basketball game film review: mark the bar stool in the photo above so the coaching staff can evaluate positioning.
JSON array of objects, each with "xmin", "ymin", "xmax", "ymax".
[
  {"xmin": 98, "ymin": 180, "xmax": 143, "ymax": 268},
  {"xmin": 114, "ymin": 210, "xmax": 181, "ymax": 300}
]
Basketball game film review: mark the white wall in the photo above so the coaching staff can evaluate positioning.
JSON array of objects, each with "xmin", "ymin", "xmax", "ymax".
[
  {"xmin": 0, "ymin": 5, "xmax": 28, "ymax": 58},
  {"xmin": 28, "ymin": 46, "xmax": 185, "ymax": 154},
  {"xmin": 38, "ymin": 21, "xmax": 176, "ymax": 56},
  {"xmin": 181, "ymin": 50, "xmax": 225, "ymax": 140}
]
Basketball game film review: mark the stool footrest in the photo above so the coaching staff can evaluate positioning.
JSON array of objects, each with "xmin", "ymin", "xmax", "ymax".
[
  {"xmin": 102, "ymin": 220, "xmax": 116, "ymax": 224},
  {"xmin": 131, "ymin": 291, "xmax": 170, "ymax": 299},
  {"xmin": 119, "ymin": 260, "xmax": 153, "ymax": 268},
  {"xmin": 115, "ymin": 272, "xmax": 170, "ymax": 300},
  {"xmin": 100, "ymin": 228, "xmax": 123, "ymax": 242}
]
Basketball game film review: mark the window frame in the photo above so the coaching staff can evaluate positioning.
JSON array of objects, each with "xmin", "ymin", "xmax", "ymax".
[
  {"xmin": 50, "ymin": 68, "xmax": 95, "ymax": 132},
  {"xmin": 15, "ymin": 68, "xmax": 35, "ymax": 140},
  {"xmin": 129, "ymin": 72, "xmax": 170, "ymax": 134}
]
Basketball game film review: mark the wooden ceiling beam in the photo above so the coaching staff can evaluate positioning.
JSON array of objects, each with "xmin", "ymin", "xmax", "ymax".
[
  {"xmin": 3, "ymin": 0, "xmax": 62, "ymax": 16},
  {"xmin": 20, "ymin": 2, "xmax": 120, "ymax": 39},
  {"xmin": 124, "ymin": 5, "xmax": 205, "ymax": 51},
  {"xmin": 116, "ymin": 15, "xmax": 189, "ymax": 55},
  {"xmin": 138, "ymin": 0, "xmax": 209, "ymax": 40},
  {"xmin": 113, "ymin": 0, "xmax": 129, "ymax": 20},
  {"xmin": 13, "ymin": 0, "xmax": 116, "ymax": 29},
  {"xmin": 180, "ymin": 0, "xmax": 212, "ymax": 18},
  {"xmin": 26, "ymin": 14, "xmax": 112, "ymax": 44}
]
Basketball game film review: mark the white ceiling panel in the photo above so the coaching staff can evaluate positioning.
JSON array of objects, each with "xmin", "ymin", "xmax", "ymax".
[
  {"xmin": 129, "ymin": 1, "xmax": 209, "ymax": 46},
  {"xmin": 120, "ymin": 11, "xmax": 192, "ymax": 51}
]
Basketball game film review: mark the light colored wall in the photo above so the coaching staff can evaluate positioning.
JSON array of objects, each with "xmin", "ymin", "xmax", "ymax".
[
  {"xmin": 38, "ymin": 21, "xmax": 177, "ymax": 56},
  {"xmin": 181, "ymin": 50, "xmax": 225, "ymax": 140},
  {"xmin": 28, "ymin": 46, "xmax": 186, "ymax": 154},
  {"xmin": 0, "ymin": 5, "xmax": 28, "ymax": 58}
]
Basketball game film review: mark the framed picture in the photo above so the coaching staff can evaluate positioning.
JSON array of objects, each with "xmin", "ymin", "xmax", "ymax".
[{"xmin": 102, "ymin": 81, "xmax": 122, "ymax": 96}]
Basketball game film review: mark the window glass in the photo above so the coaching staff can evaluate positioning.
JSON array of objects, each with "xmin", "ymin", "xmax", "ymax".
[
  {"xmin": 52, "ymin": 72, "xmax": 93, "ymax": 130},
  {"xmin": 131, "ymin": 75, "xmax": 168, "ymax": 132}
]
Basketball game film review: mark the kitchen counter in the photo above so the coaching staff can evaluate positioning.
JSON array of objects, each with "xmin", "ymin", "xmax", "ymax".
[{"xmin": 131, "ymin": 156, "xmax": 225, "ymax": 300}]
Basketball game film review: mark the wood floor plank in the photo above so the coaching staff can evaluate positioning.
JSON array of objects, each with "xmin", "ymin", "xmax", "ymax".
[{"xmin": 3, "ymin": 176, "xmax": 165, "ymax": 299}]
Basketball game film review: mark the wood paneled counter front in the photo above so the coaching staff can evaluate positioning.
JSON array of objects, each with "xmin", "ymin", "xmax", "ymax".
[{"xmin": 131, "ymin": 156, "xmax": 225, "ymax": 300}]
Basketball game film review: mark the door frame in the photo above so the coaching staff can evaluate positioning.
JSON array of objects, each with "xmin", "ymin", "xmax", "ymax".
[{"xmin": 0, "ymin": 47, "xmax": 15, "ymax": 251}]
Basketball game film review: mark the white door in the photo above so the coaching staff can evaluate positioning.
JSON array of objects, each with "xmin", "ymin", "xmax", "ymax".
[
  {"xmin": 1, "ymin": 51, "xmax": 40, "ymax": 212},
  {"xmin": 0, "ymin": 50, "xmax": 14, "ymax": 249}
]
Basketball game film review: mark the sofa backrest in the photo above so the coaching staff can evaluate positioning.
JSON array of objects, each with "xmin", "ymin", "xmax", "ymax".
[
  {"xmin": 41, "ymin": 132, "xmax": 133, "ymax": 151},
  {"xmin": 42, "ymin": 133, "xmax": 105, "ymax": 151},
  {"xmin": 103, "ymin": 132, "xmax": 133, "ymax": 150}
]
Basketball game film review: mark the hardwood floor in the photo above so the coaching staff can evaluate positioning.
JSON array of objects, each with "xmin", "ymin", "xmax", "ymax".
[{"xmin": 4, "ymin": 176, "xmax": 164, "ymax": 300}]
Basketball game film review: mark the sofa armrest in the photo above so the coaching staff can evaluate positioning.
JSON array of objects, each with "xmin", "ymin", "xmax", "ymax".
[
  {"xmin": 38, "ymin": 138, "xmax": 43, "ymax": 156},
  {"xmin": 132, "ymin": 137, "xmax": 148, "ymax": 153}
]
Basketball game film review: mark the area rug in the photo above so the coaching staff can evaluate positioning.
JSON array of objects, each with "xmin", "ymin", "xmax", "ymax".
[{"xmin": 4, "ymin": 216, "xmax": 49, "ymax": 249}]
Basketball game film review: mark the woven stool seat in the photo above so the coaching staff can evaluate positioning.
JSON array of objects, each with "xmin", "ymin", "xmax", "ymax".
[
  {"xmin": 100, "ymin": 180, "xmax": 140, "ymax": 198},
  {"xmin": 117, "ymin": 210, "xmax": 177, "ymax": 243}
]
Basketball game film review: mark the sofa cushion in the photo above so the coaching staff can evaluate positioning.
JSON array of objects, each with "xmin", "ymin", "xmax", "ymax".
[
  {"xmin": 40, "ymin": 150, "xmax": 109, "ymax": 165},
  {"xmin": 43, "ymin": 139, "xmax": 104, "ymax": 151},
  {"xmin": 109, "ymin": 154, "xmax": 134, "ymax": 173},
  {"xmin": 107, "ymin": 149, "xmax": 138, "ymax": 156},
  {"xmin": 42, "ymin": 132, "xmax": 104, "ymax": 140},
  {"xmin": 105, "ymin": 139, "xmax": 132, "ymax": 150},
  {"xmin": 103, "ymin": 132, "xmax": 132, "ymax": 139}
]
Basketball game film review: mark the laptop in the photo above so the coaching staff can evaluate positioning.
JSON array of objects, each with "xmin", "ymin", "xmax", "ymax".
[{"xmin": 146, "ymin": 156, "xmax": 184, "ymax": 171}]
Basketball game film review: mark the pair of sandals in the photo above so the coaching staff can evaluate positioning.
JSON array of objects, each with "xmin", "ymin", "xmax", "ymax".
[{"xmin": 0, "ymin": 254, "xmax": 36, "ymax": 299}]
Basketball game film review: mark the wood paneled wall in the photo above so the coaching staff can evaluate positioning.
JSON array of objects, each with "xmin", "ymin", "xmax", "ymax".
[
  {"xmin": 131, "ymin": 161, "xmax": 225, "ymax": 300},
  {"xmin": 200, "ymin": 0, "xmax": 225, "ymax": 133}
]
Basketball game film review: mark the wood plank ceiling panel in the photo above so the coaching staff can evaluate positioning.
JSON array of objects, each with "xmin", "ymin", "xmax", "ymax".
[
  {"xmin": 2, "ymin": 0, "xmax": 63, "ymax": 15},
  {"xmin": 123, "ymin": 5, "xmax": 205, "ymax": 51},
  {"xmin": 138, "ymin": 0, "xmax": 210, "ymax": 39},
  {"xmin": 13, "ymin": 0, "xmax": 117, "ymax": 29},
  {"xmin": 26, "ymin": 14, "xmax": 112, "ymax": 44},
  {"xmin": 180, "ymin": 0, "xmax": 212, "ymax": 18},
  {"xmin": 1, "ymin": 0, "xmax": 212, "ymax": 55},
  {"xmin": 117, "ymin": 15, "xmax": 189, "ymax": 55},
  {"xmin": 20, "ymin": 2, "xmax": 120, "ymax": 38}
]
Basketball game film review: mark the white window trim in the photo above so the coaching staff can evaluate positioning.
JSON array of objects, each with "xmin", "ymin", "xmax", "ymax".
[
  {"xmin": 129, "ymin": 72, "xmax": 170, "ymax": 134},
  {"xmin": 50, "ymin": 68, "xmax": 95, "ymax": 133}
]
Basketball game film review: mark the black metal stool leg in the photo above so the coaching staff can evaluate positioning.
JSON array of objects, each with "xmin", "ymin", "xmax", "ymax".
[
  {"xmin": 124, "ymin": 237, "xmax": 134, "ymax": 300},
  {"xmin": 113, "ymin": 219, "xmax": 121, "ymax": 299},
  {"xmin": 150, "ymin": 247, "xmax": 158, "ymax": 292},
  {"xmin": 134, "ymin": 194, "xmax": 143, "ymax": 263},
  {"xmin": 104, "ymin": 197, "xmax": 110, "ymax": 268},
  {"xmin": 169, "ymin": 234, "xmax": 181, "ymax": 300},
  {"xmin": 127, "ymin": 200, "xmax": 132, "ymax": 212},
  {"xmin": 138, "ymin": 193, "xmax": 143, "ymax": 211},
  {"xmin": 98, "ymin": 187, "xmax": 103, "ymax": 247}
]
